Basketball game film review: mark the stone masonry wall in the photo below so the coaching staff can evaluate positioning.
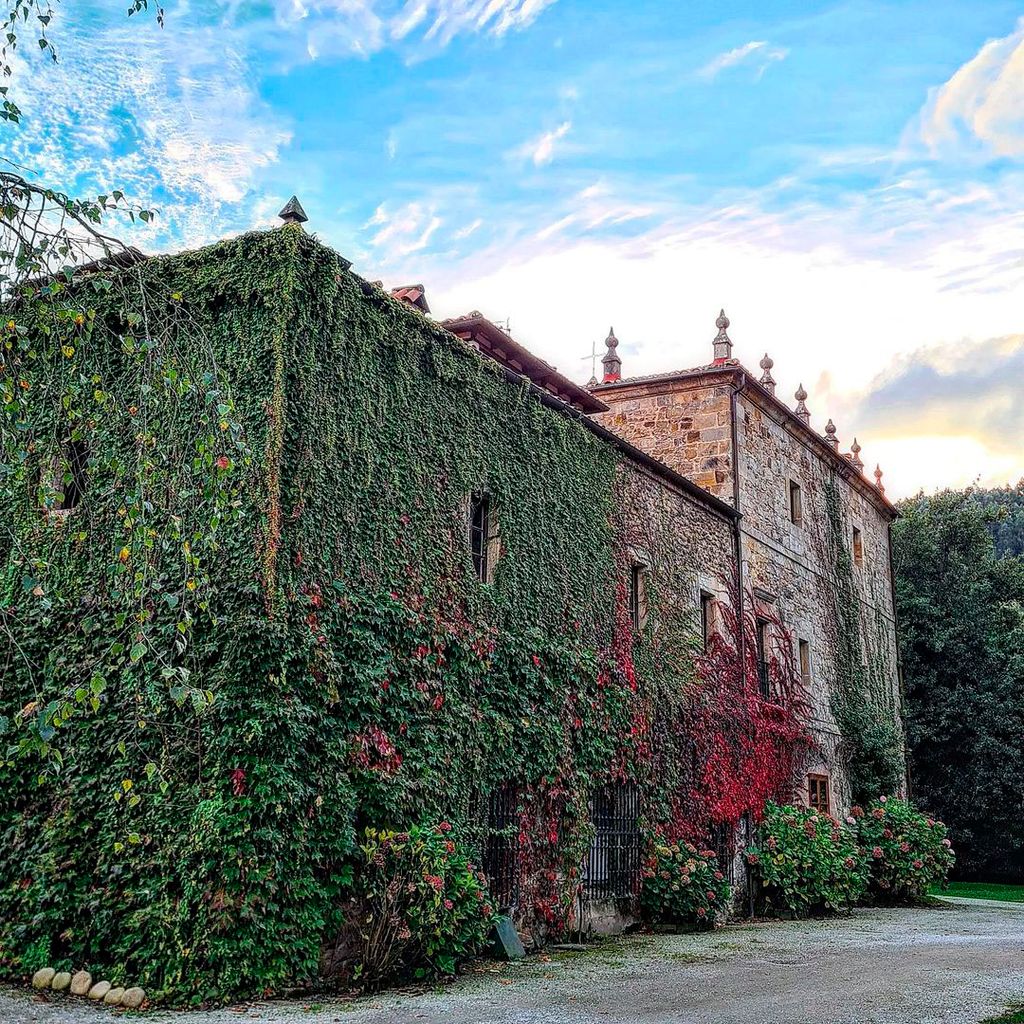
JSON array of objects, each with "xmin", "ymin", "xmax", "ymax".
[
  {"xmin": 734, "ymin": 389, "xmax": 902, "ymax": 814},
  {"xmin": 594, "ymin": 377, "xmax": 735, "ymax": 503},
  {"xmin": 593, "ymin": 368, "xmax": 903, "ymax": 817}
]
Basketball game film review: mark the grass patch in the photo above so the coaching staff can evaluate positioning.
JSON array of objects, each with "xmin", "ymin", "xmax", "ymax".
[
  {"xmin": 979, "ymin": 1003, "xmax": 1024, "ymax": 1023},
  {"xmin": 934, "ymin": 882, "xmax": 1024, "ymax": 903}
]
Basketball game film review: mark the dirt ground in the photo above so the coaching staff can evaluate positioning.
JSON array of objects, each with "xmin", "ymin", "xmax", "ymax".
[{"xmin": 4, "ymin": 898, "xmax": 1024, "ymax": 1024}]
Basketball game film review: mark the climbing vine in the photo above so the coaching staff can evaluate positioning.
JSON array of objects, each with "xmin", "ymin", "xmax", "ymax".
[
  {"xmin": 818, "ymin": 480, "xmax": 904, "ymax": 802},
  {"xmin": 1, "ymin": 227, "xmax": 815, "ymax": 1003}
]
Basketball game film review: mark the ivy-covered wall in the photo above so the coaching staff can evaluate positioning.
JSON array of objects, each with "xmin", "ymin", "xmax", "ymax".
[{"xmin": 1, "ymin": 226, "xmax": 808, "ymax": 1003}]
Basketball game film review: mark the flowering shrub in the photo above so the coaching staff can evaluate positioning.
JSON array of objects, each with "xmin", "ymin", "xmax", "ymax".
[
  {"xmin": 640, "ymin": 840, "xmax": 730, "ymax": 928},
  {"xmin": 745, "ymin": 802, "xmax": 868, "ymax": 916},
  {"xmin": 851, "ymin": 797, "xmax": 955, "ymax": 900},
  {"xmin": 352, "ymin": 823, "xmax": 494, "ymax": 987}
]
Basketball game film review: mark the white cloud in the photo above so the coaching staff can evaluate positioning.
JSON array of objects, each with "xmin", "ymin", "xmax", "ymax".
[
  {"xmin": 918, "ymin": 17, "xmax": 1024, "ymax": 157},
  {"xmin": 6, "ymin": 9, "xmax": 292, "ymax": 251},
  {"xmin": 265, "ymin": 0, "xmax": 557, "ymax": 56},
  {"xmin": 697, "ymin": 40, "xmax": 788, "ymax": 81},
  {"xmin": 515, "ymin": 120, "xmax": 572, "ymax": 166},
  {"xmin": 413, "ymin": 165, "xmax": 1024, "ymax": 500},
  {"xmin": 365, "ymin": 200, "xmax": 443, "ymax": 259}
]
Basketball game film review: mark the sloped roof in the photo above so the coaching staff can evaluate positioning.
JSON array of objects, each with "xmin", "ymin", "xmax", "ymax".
[{"xmin": 442, "ymin": 311, "xmax": 607, "ymax": 414}]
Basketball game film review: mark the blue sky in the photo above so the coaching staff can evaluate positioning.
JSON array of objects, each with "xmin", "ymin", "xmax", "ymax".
[{"xmin": 11, "ymin": 0, "xmax": 1024, "ymax": 497}]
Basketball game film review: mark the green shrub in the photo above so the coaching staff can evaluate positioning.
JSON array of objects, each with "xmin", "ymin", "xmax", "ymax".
[
  {"xmin": 852, "ymin": 797, "xmax": 955, "ymax": 900},
  {"xmin": 745, "ymin": 802, "xmax": 868, "ymax": 916},
  {"xmin": 351, "ymin": 823, "xmax": 494, "ymax": 987},
  {"xmin": 640, "ymin": 840, "xmax": 730, "ymax": 928}
]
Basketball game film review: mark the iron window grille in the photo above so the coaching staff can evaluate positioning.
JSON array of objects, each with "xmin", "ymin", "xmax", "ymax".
[
  {"xmin": 481, "ymin": 783, "xmax": 519, "ymax": 910},
  {"xmin": 627, "ymin": 563, "xmax": 646, "ymax": 632},
  {"xmin": 755, "ymin": 618, "xmax": 771, "ymax": 700},
  {"xmin": 584, "ymin": 784, "xmax": 642, "ymax": 900},
  {"xmin": 711, "ymin": 820, "xmax": 736, "ymax": 884},
  {"xmin": 469, "ymin": 492, "xmax": 491, "ymax": 582}
]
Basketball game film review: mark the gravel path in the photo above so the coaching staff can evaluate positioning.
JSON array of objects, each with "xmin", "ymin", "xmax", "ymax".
[{"xmin": 4, "ymin": 900, "xmax": 1024, "ymax": 1024}]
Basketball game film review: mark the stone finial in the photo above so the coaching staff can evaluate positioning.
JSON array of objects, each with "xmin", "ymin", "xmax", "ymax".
[
  {"xmin": 758, "ymin": 352, "xmax": 776, "ymax": 395},
  {"xmin": 601, "ymin": 326, "xmax": 622, "ymax": 383},
  {"xmin": 874, "ymin": 463, "xmax": 885, "ymax": 494},
  {"xmin": 713, "ymin": 309, "xmax": 732, "ymax": 362},
  {"xmin": 794, "ymin": 383, "xmax": 810, "ymax": 425},
  {"xmin": 278, "ymin": 195, "xmax": 308, "ymax": 225},
  {"xmin": 825, "ymin": 418, "xmax": 839, "ymax": 450},
  {"xmin": 850, "ymin": 437, "xmax": 864, "ymax": 471}
]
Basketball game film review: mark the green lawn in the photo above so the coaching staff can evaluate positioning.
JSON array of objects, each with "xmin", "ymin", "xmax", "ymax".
[{"xmin": 934, "ymin": 881, "xmax": 1024, "ymax": 903}]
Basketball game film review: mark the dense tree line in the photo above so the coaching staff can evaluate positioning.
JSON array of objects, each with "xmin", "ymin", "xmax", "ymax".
[{"xmin": 893, "ymin": 485, "xmax": 1024, "ymax": 881}]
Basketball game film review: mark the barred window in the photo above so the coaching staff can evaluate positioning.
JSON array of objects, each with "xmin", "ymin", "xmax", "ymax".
[
  {"xmin": 584, "ymin": 784, "xmax": 641, "ymax": 900},
  {"xmin": 628, "ymin": 563, "xmax": 647, "ymax": 632},
  {"xmin": 755, "ymin": 618, "xmax": 771, "ymax": 700},
  {"xmin": 468, "ymin": 492, "xmax": 500, "ymax": 583},
  {"xmin": 481, "ymin": 783, "xmax": 518, "ymax": 909}
]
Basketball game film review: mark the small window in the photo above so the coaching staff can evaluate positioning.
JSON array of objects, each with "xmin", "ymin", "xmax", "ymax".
[
  {"xmin": 808, "ymin": 774, "xmax": 830, "ymax": 814},
  {"xmin": 469, "ymin": 492, "xmax": 499, "ymax": 583},
  {"xmin": 852, "ymin": 527, "xmax": 864, "ymax": 566},
  {"xmin": 60, "ymin": 439, "xmax": 89, "ymax": 511},
  {"xmin": 798, "ymin": 639, "xmax": 811, "ymax": 688},
  {"xmin": 628, "ymin": 563, "xmax": 647, "ymax": 633},
  {"xmin": 700, "ymin": 591, "xmax": 715, "ymax": 651},
  {"xmin": 755, "ymin": 617, "xmax": 770, "ymax": 699},
  {"xmin": 789, "ymin": 480, "xmax": 803, "ymax": 525}
]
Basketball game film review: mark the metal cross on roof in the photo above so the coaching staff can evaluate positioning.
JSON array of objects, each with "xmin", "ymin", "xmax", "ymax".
[{"xmin": 581, "ymin": 338, "xmax": 601, "ymax": 379}]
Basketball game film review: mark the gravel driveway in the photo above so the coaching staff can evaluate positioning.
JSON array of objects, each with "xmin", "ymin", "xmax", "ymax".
[{"xmin": 4, "ymin": 899, "xmax": 1024, "ymax": 1024}]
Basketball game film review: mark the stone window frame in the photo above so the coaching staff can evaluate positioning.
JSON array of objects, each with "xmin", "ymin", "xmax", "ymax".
[
  {"xmin": 467, "ymin": 490, "xmax": 501, "ymax": 584},
  {"xmin": 696, "ymin": 573, "xmax": 726, "ymax": 650},
  {"xmin": 807, "ymin": 773, "xmax": 830, "ymax": 815},
  {"xmin": 798, "ymin": 638, "xmax": 812, "ymax": 689},
  {"xmin": 627, "ymin": 554, "xmax": 649, "ymax": 634},
  {"xmin": 852, "ymin": 525, "xmax": 864, "ymax": 566},
  {"xmin": 788, "ymin": 479, "xmax": 803, "ymax": 526}
]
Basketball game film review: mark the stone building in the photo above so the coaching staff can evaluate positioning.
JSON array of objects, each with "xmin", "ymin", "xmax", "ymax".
[
  {"xmin": 588, "ymin": 310, "xmax": 903, "ymax": 816},
  {"xmin": 1, "ymin": 209, "xmax": 907, "ymax": 986}
]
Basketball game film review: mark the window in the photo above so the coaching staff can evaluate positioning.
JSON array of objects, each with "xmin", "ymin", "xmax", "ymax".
[
  {"xmin": 628, "ymin": 563, "xmax": 647, "ymax": 632},
  {"xmin": 755, "ymin": 618, "xmax": 771, "ymax": 699},
  {"xmin": 798, "ymin": 639, "xmax": 812, "ymax": 689},
  {"xmin": 852, "ymin": 527, "xmax": 864, "ymax": 566},
  {"xmin": 60, "ymin": 439, "xmax": 89, "ymax": 511},
  {"xmin": 808, "ymin": 774, "xmax": 830, "ymax": 814},
  {"xmin": 789, "ymin": 480, "xmax": 803, "ymax": 525},
  {"xmin": 468, "ymin": 492, "xmax": 499, "ymax": 582},
  {"xmin": 584, "ymin": 784, "xmax": 641, "ymax": 900},
  {"xmin": 480, "ymin": 783, "xmax": 518, "ymax": 910},
  {"xmin": 700, "ymin": 591, "xmax": 715, "ymax": 651}
]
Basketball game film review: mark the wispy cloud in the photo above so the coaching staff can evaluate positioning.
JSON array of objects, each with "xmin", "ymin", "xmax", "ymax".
[
  {"xmin": 8, "ymin": 8, "xmax": 291, "ymax": 249},
  {"xmin": 268, "ymin": 0, "xmax": 559, "ymax": 57},
  {"xmin": 364, "ymin": 200, "xmax": 443, "ymax": 259},
  {"xmin": 697, "ymin": 40, "xmax": 788, "ymax": 81},
  {"xmin": 917, "ymin": 16, "xmax": 1024, "ymax": 157},
  {"xmin": 514, "ymin": 120, "xmax": 572, "ymax": 166}
]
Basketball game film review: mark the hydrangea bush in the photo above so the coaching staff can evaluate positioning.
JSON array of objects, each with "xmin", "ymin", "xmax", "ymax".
[
  {"xmin": 745, "ymin": 802, "xmax": 868, "ymax": 916},
  {"xmin": 851, "ymin": 797, "xmax": 955, "ymax": 900},
  {"xmin": 640, "ymin": 840, "xmax": 730, "ymax": 928},
  {"xmin": 351, "ymin": 823, "xmax": 494, "ymax": 987}
]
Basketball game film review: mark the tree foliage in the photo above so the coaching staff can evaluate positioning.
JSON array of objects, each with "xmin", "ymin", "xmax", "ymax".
[{"xmin": 893, "ymin": 488, "xmax": 1024, "ymax": 881}]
